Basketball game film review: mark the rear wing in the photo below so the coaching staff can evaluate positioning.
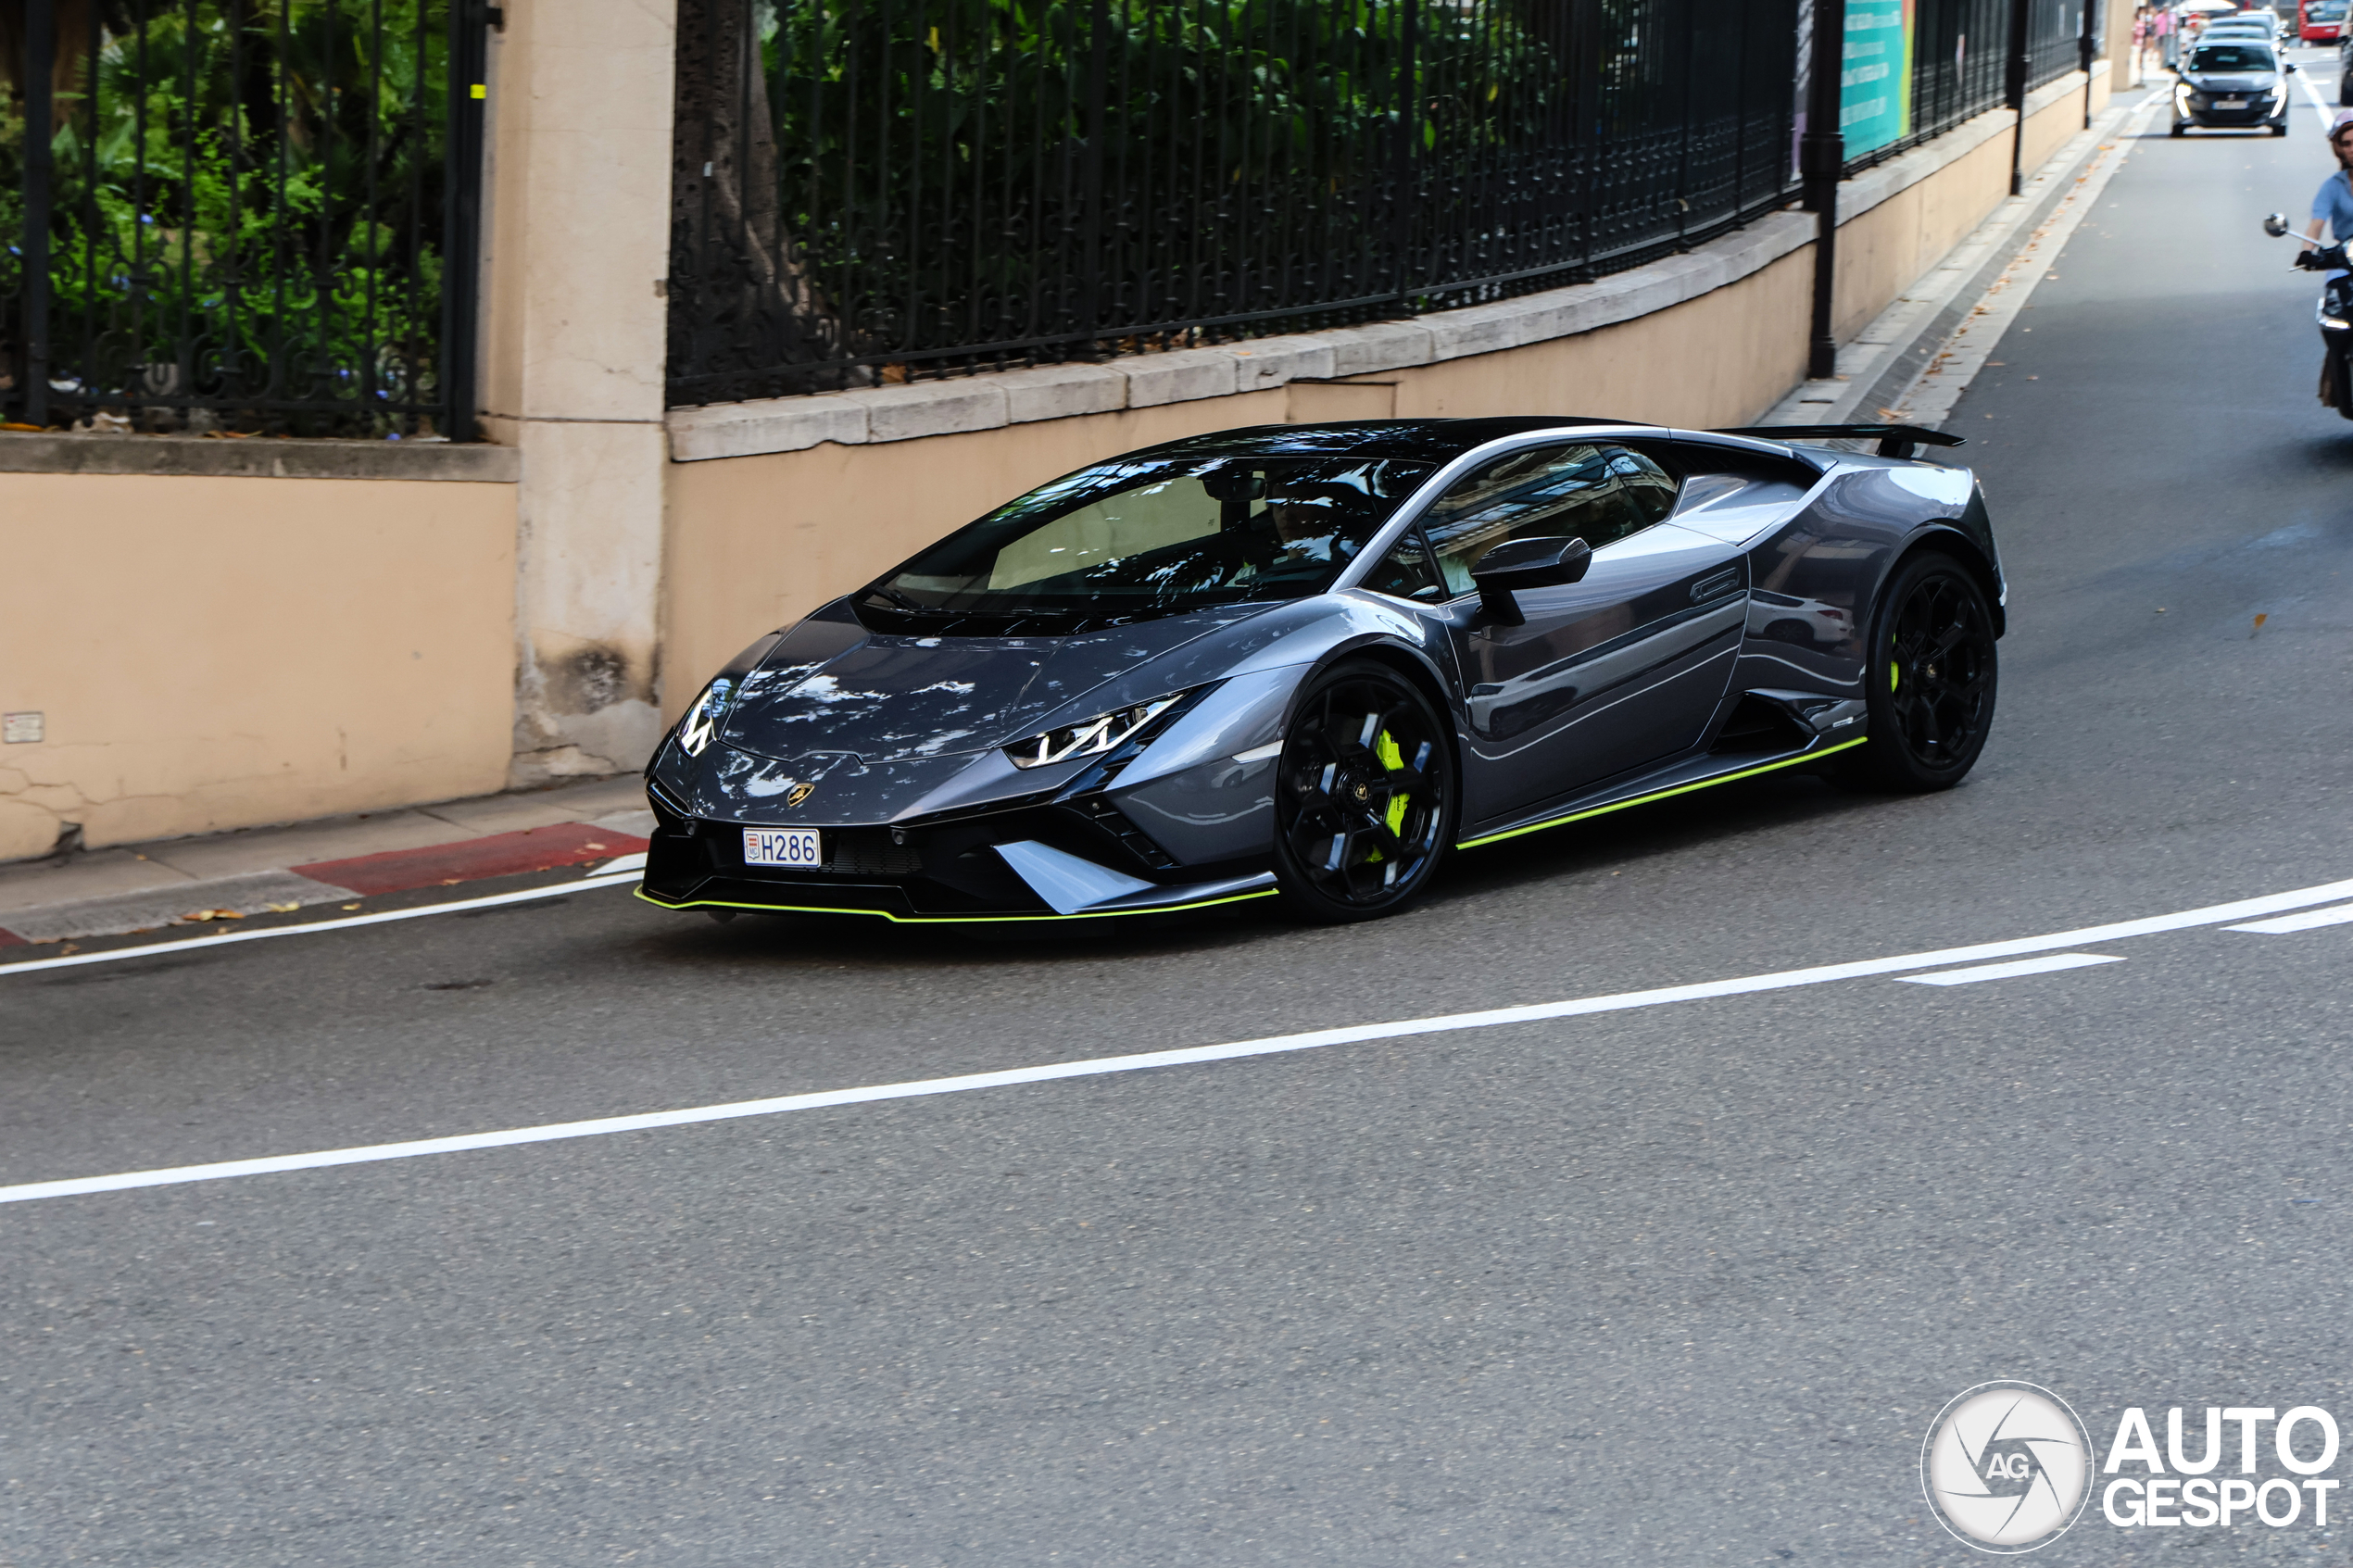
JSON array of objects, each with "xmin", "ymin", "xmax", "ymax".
[{"xmin": 1711, "ymin": 423, "xmax": 1966, "ymax": 461}]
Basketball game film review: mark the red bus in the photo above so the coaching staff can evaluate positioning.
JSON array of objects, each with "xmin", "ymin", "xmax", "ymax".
[{"xmin": 2302, "ymin": 0, "xmax": 2347, "ymax": 43}]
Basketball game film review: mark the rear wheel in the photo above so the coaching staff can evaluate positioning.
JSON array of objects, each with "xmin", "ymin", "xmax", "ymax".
[
  {"xmin": 1271, "ymin": 660, "xmax": 1456, "ymax": 922},
  {"xmin": 1837, "ymin": 553, "xmax": 1998, "ymax": 793}
]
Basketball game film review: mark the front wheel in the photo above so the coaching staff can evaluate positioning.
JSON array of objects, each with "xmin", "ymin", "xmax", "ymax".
[
  {"xmin": 2170, "ymin": 119, "xmax": 2187, "ymax": 137},
  {"xmin": 1836, "ymin": 552, "xmax": 1998, "ymax": 793},
  {"xmin": 1271, "ymin": 660, "xmax": 1457, "ymax": 922}
]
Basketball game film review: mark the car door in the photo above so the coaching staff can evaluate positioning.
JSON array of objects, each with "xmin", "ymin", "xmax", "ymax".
[{"xmin": 1419, "ymin": 443, "xmax": 1746, "ymax": 822}]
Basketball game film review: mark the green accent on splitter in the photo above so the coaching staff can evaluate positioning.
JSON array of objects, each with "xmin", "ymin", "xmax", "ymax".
[
  {"xmin": 635, "ymin": 885, "xmax": 1277, "ymax": 925},
  {"xmin": 1453, "ymin": 736, "xmax": 1869, "ymax": 850}
]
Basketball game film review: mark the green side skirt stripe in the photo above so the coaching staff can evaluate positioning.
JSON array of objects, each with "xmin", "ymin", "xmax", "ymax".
[{"xmin": 1453, "ymin": 735, "xmax": 1869, "ymax": 850}]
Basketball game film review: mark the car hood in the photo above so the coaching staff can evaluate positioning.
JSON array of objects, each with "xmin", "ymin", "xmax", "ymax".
[{"xmin": 719, "ymin": 602, "xmax": 1277, "ymax": 764}]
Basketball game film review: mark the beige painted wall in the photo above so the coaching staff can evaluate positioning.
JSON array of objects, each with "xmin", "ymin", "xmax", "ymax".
[
  {"xmin": 662, "ymin": 248, "xmax": 1815, "ymax": 709},
  {"xmin": 0, "ymin": 474, "xmax": 517, "ymax": 861},
  {"xmin": 2020, "ymin": 74, "xmax": 2092, "ymax": 176}
]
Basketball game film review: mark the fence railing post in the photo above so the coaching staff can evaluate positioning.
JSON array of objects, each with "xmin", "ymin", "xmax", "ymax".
[
  {"xmin": 2007, "ymin": 0, "xmax": 2031, "ymax": 194},
  {"xmin": 442, "ymin": 0, "xmax": 494, "ymax": 443},
  {"xmin": 1802, "ymin": 0, "xmax": 1845, "ymax": 382},
  {"xmin": 21, "ymin": 0, "xmax": 56, "ymax": 430},
  {"xmin": 2080, "ymin": 0, "xmax": 2099, "ymax": 129}
]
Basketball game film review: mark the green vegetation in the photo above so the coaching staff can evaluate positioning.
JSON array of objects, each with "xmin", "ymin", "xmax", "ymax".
[
  {"xmin": 1, "ymin": 0, "xmax": 450, "ymax": 432},
  {"xmin": 759, "ymin": 0, "xmax": 1571, "ymax": 358}
]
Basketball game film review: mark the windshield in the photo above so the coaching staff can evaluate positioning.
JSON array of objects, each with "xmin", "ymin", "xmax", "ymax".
[
  {"xmin": 2189, "ymin": 44, "xmax": 2276, "ymax": 69},
  {"xmin": 2311, "ymin": 1, "xmax": 2347, "ymax": 21},
  {"xmin": 856, "ymin": 453, "xmax": 1437, "ymax": 633}
]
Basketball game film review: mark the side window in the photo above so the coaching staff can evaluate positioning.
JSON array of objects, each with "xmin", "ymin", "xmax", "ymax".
[
  {"xmin": 1361, "ymin": 531, "xmax": 1444, "ymax": 603},
  {"xmin": 1423, "ymin": 443, "xmax": 1680, "ymax": 596}
]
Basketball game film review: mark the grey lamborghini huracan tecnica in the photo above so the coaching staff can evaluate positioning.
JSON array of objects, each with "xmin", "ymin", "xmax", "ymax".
[{"xmin": 640, "ymin": 417, "xmax": 2002, "ymax": 924}]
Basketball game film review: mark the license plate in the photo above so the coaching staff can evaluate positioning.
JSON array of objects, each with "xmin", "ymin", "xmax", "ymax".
[
  {"xmin": 2217, "ymin": 97, "xmax": 2247, "ymax": 107},
  {"xmin": 743, "ymin": 827, "xmax": 824, "ymax": 868}
]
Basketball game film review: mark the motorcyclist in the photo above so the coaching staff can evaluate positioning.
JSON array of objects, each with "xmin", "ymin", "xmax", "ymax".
[{"xmin": 2300, "ymin": 108, "xmax": 2353, "ymax": 272}]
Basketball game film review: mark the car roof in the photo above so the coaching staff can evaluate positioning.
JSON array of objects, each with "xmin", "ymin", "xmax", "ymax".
[{"xmin": 1114, "ymin": 418, "xmax": 1659, "ymax": 465}]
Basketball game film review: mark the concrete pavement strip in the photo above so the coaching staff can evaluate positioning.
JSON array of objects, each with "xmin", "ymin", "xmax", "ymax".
[{"xmin": 0, "ymin": 773, "xmax": 654, "ymax": 947}]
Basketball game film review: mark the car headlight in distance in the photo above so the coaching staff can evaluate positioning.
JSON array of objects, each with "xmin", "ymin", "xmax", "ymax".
[
  {"xmin": 1006, "ymin": 695, "xmax": 1181, "ymax": 770},
  {"xmin": 677, "ymin": 676, "xmax": 736, "ymax": 757}
]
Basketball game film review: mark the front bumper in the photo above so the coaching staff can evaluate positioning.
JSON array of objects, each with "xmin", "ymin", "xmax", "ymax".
[
  {"xmin": 637, "ymin": 790, "xmax": 1276, "ymax": 922},
  {"xmin": 2180, "ymin": 98, "xmax": 2284, "ymax": 126}
]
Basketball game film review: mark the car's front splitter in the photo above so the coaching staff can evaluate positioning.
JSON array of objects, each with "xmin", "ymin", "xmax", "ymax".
[{"xmin": 634, "ymin": 876, "xmax": 1277, "ymax": 925}]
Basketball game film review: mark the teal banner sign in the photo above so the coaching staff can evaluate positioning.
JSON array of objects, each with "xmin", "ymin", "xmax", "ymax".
[{"xmin": 1841, "ymin": 0, "xmax": 1916, "ymax": 158}]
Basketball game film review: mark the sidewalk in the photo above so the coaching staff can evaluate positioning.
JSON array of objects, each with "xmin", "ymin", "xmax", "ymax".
[{"xmin": 0, "ymin": 774, "xmax": 653, "ymax": 946}]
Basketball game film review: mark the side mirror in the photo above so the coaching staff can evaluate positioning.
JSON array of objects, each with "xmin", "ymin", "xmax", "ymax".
[
  {"xmin": 2265, "ymin": 212, "xmax": 2293, "ymax": 238},
  {"xmin": 2286, "ymin": 60, "xmax": 2300, "ymax": 73},
  {"xmin": 1470, "ymin": 535, "xmax": 1592, "ymax": 625}
]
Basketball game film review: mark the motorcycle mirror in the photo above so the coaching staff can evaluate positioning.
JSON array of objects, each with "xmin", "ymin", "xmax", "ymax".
[{"xmin": 2265, "ymin": 213, "xmax": 2293, "ymax": 238}]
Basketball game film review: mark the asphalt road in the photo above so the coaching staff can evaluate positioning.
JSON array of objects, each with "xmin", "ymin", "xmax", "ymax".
[{"xmin": 11, "ymin": 82, "xmax": 2353, "ymax": 1567}]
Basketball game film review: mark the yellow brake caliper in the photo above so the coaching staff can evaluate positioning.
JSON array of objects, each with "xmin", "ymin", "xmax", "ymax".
[{"xmin": 1377, "ymin": 730, "xmax": 1409, "ymax": 836}]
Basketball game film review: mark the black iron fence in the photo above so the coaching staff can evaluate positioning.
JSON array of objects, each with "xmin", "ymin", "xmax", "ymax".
[
  {"xmin": 1, "ymin": 0, "xmax": 486, "ymax": 437},
  {"xmin": 2025, "ymin": 0, "xmax": 2091, "ymax": 91},
  {"xmin": 1868, "ymin": 0, "xmax": 2091, "ymax": 169},
  {"xmin": 667, "ymin": 0, "xmax": 1806, "ymax": 406}
]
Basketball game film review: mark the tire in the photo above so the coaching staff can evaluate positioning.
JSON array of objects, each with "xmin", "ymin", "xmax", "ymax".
[
  {"xmin": 2274, "ymin": 121, "xmax": 2291, "ymax": 137},
  {"xmin": 2332, "ymin": 350, "xmax": 2353, "ymax": 420},
  {"xmin": 2170, "ymin": 119, "xmax": 2187, "ymax": 137},
  {"xmin": 1270, "ymin": 659, "xmax": 1456, "ymax": 922},
  {"xmin": 1836, "ymin": 552, "xmax": 1998, "ymax": 793}
]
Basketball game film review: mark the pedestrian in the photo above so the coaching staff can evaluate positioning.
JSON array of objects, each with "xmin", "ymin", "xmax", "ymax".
[{"xmin": 2157, "ymin": 6, "xmax": 2178, "ymax": 69}]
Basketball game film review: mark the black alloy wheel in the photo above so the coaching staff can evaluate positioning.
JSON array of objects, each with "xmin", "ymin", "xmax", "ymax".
[
  {"xmin": 1271, "ymin": 660, "xmax": 1456, "ymax": 922},
  {"xmin": 1839, "ymin": 552, "xmax": 1998, "ymax": 792}
]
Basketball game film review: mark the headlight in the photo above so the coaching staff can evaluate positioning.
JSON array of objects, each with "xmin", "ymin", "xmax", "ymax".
[
  {"xmin": 1005, "ymin": 695, "xmax": 1181, "ymax": 769},
  {"xmin": 676, "ymin": 676, "xmax": 736, "ymax": 757}
]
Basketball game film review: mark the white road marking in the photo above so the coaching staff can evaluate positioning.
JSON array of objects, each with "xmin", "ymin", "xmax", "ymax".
[
  {"xmin": 5, "ymin": 873, "xmax": 2353, "ymax": 1206},
  {"xmin": 0, "ymin": 872, "xmax": 643, "ymax": 977},
  {"xmin": 1895, "ymin": 952, "xmax": 2124, "ymax": 986},
  {"xmin": 592, "ymin": 852, "xmax": 649, "ymax": 876},
  {"xmin": 2226, "ymin": 901, "xmax": 2353, "ymax": 935}
]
